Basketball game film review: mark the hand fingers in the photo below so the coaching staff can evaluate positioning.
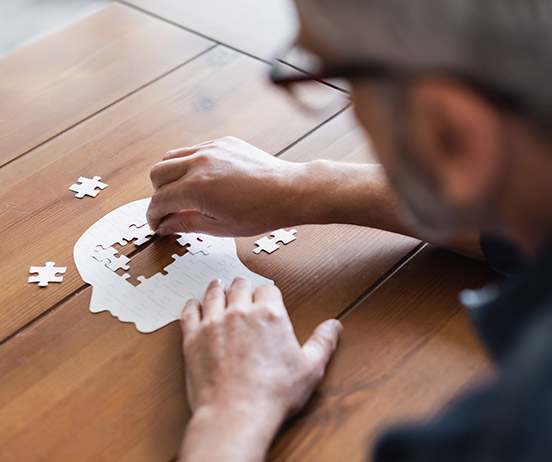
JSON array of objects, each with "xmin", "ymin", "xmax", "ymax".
[
  {"xmin": 302, "ymin": 319, "xmax": 343, "ymax": 379},
  {"xmin": 162, "ymin": 140, "xmax": 214, "ymax": 161},
  {"xmin": 181, "ymin": 298, "xmax": 201, "ymax": 337},
  {"xmin": 226, "ymin": 277, "xmax": 253, "ymax": 310},
  {"xmin": 202, "ymin": 279, "xmax": 226, "ymax": 319},
  {"xmin": 162, "ymin": 147, "xmax": 198, "ymax": 161},
  {"xmin": 157, "ymin": 211, "xmax": 220, "ymax": 236},
  {"xmin": 253, "ymin": 284, "xmax": 283, "ymax": 305},
  {"xmin": 150, "ymin": 158, "xmax": 190, "ymax": 191},
  {"xmin": 146, "ymin": 181, "xmax": 197, "ymax": 231}
]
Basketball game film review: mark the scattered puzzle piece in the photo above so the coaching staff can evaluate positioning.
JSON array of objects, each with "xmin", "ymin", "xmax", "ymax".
[
  {"xmin": 69, "ymin": 176, "xmax": 108, "ymax": 199},
  {"xmin": 28, "ymin": 262, "xmax": 67, "ymax": 287},
  {"xmin": 93, "ymin": 245, "xmax": 130, "ymax": 272},
  {"xmin": 253, "ymin": 229, "xmax": 297, "ymax": 254},
  {"xmin": 177, "ymin": 233, "xmax": 214, "ymax": 255},
  {"xmin": 270, "ymin": 228, "xmax": 297, "ymax": 245},
  {"xmin": 253, "ymin": 236, "xmax": 280, "ymax": 254},
  {"xmin": 128, "ymin": 223, "xmax": 154, "ymax": 246}
]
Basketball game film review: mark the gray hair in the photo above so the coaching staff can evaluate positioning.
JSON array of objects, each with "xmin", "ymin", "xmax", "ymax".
[{"xmin": 294, "ymin": 0, "xmax": 552, "ymax": 127}]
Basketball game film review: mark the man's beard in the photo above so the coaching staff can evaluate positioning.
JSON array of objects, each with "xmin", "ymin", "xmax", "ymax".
[{"xmin": 388, "ymin": 131, "xmax": 462, "ymax": 244}]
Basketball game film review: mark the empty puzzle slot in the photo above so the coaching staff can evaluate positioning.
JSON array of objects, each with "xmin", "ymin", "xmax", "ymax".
[{"xmin": 115, "ymin": 234, "xmax": 190, "ymax": 287}]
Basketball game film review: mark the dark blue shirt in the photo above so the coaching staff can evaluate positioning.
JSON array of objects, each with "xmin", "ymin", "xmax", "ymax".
[{"xmin": 374, "ymin": 236, "xmax": 552, "ymax": 462}]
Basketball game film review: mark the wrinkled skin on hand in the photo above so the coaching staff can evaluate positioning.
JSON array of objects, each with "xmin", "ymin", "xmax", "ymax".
[
  {"xmin": 147, "ymin": 137, "xmax": 307, "ymax": 237},
  {"xmin": 181, "ymin": 277, "xmax": 342, "ymax": 419}
]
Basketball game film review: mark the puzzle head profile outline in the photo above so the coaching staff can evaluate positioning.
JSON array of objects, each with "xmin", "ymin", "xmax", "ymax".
[{"xmin": 74, "ymin": 198, "xmax": 273, "ymax": 333}]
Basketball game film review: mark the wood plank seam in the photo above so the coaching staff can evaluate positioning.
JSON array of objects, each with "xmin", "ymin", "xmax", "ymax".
[
  {"xmin": 0, "ymin": 235, "xmax": 166, "ymax": 349},
  {"xmin": 0, "ymin": 45, "xmax": 351, "ymax": 341},
  {"xmin": 0, "ymin": 43, "xmax": 217, "ymax": 170},
  {"xmin": 117, "ymin": 0, "xmax": 273, "ymax": 64},
  {"xmin": 274, "ymin": 104, "xmax": 353, "ymax": 159},
  {"xmin": 0, "ymin": 222, "xmax": 420, "ymax": 352},
  {"xmin": 0, "ymin": 101, "xmax": 401, "ymax": 348},
  {"xmin": 118, "ymin": 0, "xmax": 350, "ymax": 97},
  {"xmin": 336, "ymin": 242, "xmax": 428, "ymax": 321},
  {"xmin": 0, "ymin": 283, "xmax": 87, "ymax": 349}
]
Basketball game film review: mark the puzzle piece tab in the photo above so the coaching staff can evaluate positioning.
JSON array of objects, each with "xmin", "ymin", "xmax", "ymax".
[
  {"xmin": 253, "ymin": 229, "xmax": 297, "ymax": 254},
  {"xmin": 69, "ymin": 176, "xmax": 108, "ymax": 199},
  {"xmin": 253, "ymin": 236, "xmax": 280, "ymax": 254},
  {"xmin": 270, "ymin": 228, "xmax": 297, "ymax": 245},
  {"xmin": 177, "ymin": 233, "xmax": 214, "ymax": 255},
  {"xmin": 28, "ymin": 262, "xmax": 67, "ymax": 287},
  {"xmin": 128, "ymin": 223, "xmax": 154, "ymax": 246},
  {"xmin": 93, "ymin": 245, "xmax": 130, "ymax": 272}
]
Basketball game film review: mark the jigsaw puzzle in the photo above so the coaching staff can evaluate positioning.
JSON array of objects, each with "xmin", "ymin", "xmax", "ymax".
[
  {"xmin": 93, "ymin": 245, "xmax": 130, "ymax": 272},
  {"xmin": 69, "ymin": 176, "xmax": 108, "ymax": 198},
  {"xmin": 28, "ymin": 262, "xmax": 67, "ymax": 287},
  {"xmin": 128, "ymin": 224, "xmax": 154, "ymax": 246},
  {"xmin": 253, "ymin": 228, "xmax": 297, "ymax": 254},
  {"xmin": 177, "ymin": 233, "xmax": 215, "ymax": 255},
  {"xmin": 73, "ymin": 198, "xmax": 273, "ymax": 333}
]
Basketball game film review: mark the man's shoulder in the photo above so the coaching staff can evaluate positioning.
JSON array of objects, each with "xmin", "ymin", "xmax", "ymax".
[{"xmin": 373, "ymin": 243, "xmax": 552, "ymax": 462}]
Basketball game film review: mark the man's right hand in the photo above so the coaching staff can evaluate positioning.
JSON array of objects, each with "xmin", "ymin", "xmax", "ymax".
[{"xmin": 147, "ymin": 136, "xmax": 310, "ymax": 237}]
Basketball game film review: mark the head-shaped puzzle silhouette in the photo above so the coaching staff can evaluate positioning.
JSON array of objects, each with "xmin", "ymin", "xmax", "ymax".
[{"xmin": 74, "ymin": 198, "xmax": 273, "ymax": 333}]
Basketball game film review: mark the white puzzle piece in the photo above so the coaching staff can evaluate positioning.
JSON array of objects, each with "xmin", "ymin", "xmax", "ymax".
[
  {"xmin": 74, "ymin": 198, "xmax": 273, "ymax": 333},
  {"xmin": 253, "ymin": 228, "xmax": 297, "ymax": 254},
  {"xmin": 128, "ymin": 223, "xmax": 154, "ymax": 246},
  {"xmin": 28, "ymin": 262, "xmax": 67, "ymax": 287},
  {"xmin": 177, "ymin": 233, "xmax": 215, "ymax": 255},
  {"xmin": 69, "ymin": 176, "xmax": 108, "ymax": 198},
  {"xmin": 253, "ymin": 236, "xmax": 280, "ymax": 254},
  {"xmin": 93, "ymin": 245, "xmax": 131, "ymax": 272}
]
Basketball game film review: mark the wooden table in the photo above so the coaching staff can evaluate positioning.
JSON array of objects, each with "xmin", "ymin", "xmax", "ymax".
[{"xmin": 0, "ymin": 3, "xmax": 496, "ymax": 461}]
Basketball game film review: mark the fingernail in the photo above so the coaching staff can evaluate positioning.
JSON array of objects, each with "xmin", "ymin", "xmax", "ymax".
[
  {"xmin": 331, "ymin": 319, "xmax": 343, "ymax": 334},
  {"xmin": 157, "ymin": 226, "xmax": 174, "ymax": 236},
  {"xmin": 210, "ymin": 279, "xmax": 224, "ymax": 287}
]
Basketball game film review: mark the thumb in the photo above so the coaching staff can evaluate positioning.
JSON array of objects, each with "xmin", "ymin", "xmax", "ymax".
[
  {"xmin": 302, "ymin": 319, "xmax": 343, "ymax": 379},
  {"xmin": 157, "ymin": 211, "xmax": 219, "ymax": 236}
]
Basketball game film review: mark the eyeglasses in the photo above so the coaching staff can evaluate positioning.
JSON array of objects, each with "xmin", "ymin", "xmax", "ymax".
[{"xmin": 269, "ymin": 42, "xmax": 527, "ymax": 115}]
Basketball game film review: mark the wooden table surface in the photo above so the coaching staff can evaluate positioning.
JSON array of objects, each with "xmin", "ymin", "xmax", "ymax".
[{"xmin": 0, "ymin": 2, "xmax": 496, "ymax": 461}]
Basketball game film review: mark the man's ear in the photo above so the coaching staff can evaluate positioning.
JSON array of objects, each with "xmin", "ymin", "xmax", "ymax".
[{"xmin": 408, "ymin": 79, "xmax": 504, "ymax": 209}]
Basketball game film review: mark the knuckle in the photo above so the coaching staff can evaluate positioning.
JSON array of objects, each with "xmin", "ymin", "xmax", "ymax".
[
  {"xmin": 194, "ymin": 152, "xmax": 214, "ymax": 165},
  {"xmin": 220, "ymin": 135, "xmax": 237, "ymax": 144},
  {"xmin": 261, "ymin": 305, "xmax": 284, "ymax": 322},
  {"xmin": 148, "ymin": 193, "xmax": 166, "ymax": 215},
  {"xmin": 201, "ymin": 317, "xmax": 224, "ymax": 332},
  {"xmin": 255, "ymin": 284, "xmax": 280, "ymax": 299},
  {"xmin": 266, "ymin": 284, "xmax": 282, "ymax": 297},
  {"xmin": 227, "ymin": 306, "xmax": 248, "ymax": 319},
  {"xmin": 204, "ymin": 288, "xmax": 223, "ymax": 301},
  {"xmin": 150, "ymin": 162, "xmax": 164, "ymax": 181},
  {"xmin": 227, "ymin": 135, "xmax": 242, "ymax": 143},
  {"xmin": 162, "ymin": 149, "xmax": 180, "ymax": 160}
]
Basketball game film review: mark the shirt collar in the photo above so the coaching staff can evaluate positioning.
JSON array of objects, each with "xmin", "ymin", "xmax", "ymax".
[{"xmin": 462, "ymin": 240, "xmax": 552, "ymax": 363}]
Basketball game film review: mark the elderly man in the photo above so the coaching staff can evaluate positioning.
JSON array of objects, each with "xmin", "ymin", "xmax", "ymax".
[{"xmin": 147, "ymin": 1, "xmax": 552, "ymax": 460}]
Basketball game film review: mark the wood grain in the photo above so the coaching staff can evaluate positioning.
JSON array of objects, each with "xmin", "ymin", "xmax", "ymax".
[
  {"xmin": 269, "ymin": 247, "xmax": 497, "ymax": 462},
  {"xmin": 0, "ymin": 46, "xmax": 347, "ymax": 341},
  {"xmin": 0, "ymin": 3, "xmax": 212, "ymax": 167},
  {"xmin": 122, "ymin": 0, "xmax": 298, "ymax": 61},
  {"xmin": 0, "ymin": 107, "xmax": 423, "ymax": 460},
  {"xmin": 0, "ymin": 4, "xmax": 495, "ymax": 459}
]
